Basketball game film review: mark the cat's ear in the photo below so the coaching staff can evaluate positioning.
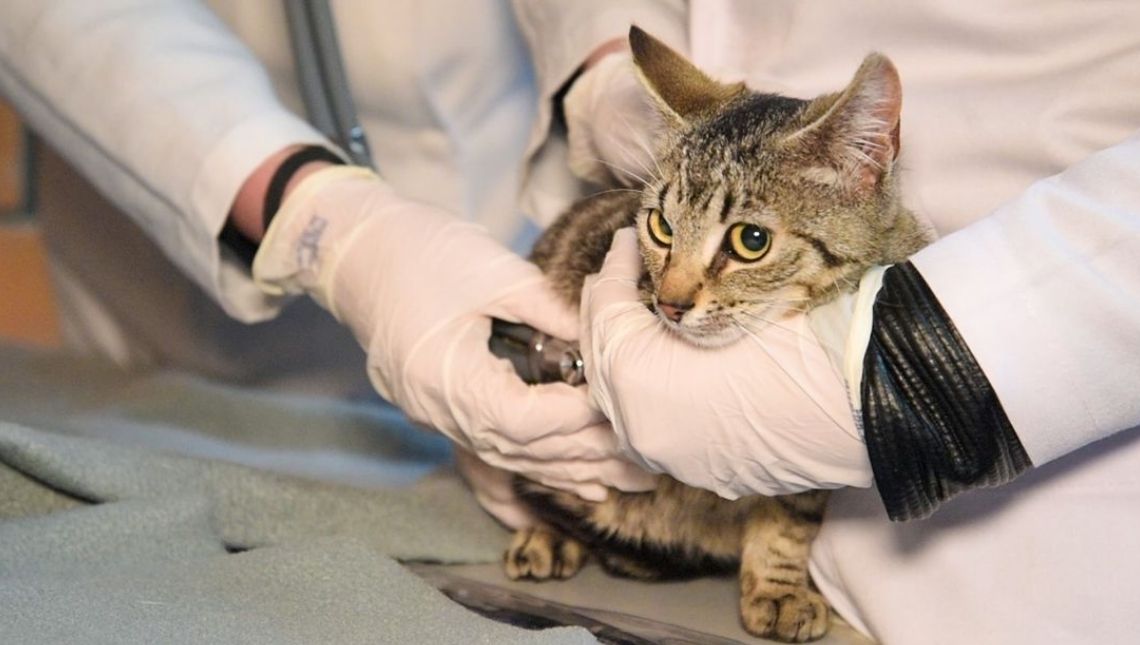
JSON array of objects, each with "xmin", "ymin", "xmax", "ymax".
[
  {"xmin": 629, "ymin": 25, "xmax": 745, "ymax": 127},
  {"xmin": 788, "ymin": 53, "xmax": 902, "ymax": 194}
]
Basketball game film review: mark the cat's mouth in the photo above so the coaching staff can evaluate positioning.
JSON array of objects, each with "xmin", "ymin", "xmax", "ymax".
[{"xmin": 653, "ymin": 308, "xmax": 746, "ymax": 348}]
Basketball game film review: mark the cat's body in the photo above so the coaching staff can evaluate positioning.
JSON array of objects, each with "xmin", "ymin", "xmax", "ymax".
[
  {"xmin": 514, "ymin": 189, "xmax": 836, "ymax": 640},
  {"xmin": 503, "ymin": 27, "xmax": 931, "ymax": 643}
]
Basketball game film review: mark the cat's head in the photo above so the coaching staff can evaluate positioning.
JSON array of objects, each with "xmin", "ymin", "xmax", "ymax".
[{"xmin": 628, "ymin": 27, "xmax": 927, "ymax": 347}]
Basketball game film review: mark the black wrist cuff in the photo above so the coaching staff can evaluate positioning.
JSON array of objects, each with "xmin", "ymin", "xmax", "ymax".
[
  {"xmin": 861, "ymin": 262, "xmax": 1032, "ymax": 521},
  {"xmin": 262, "ymin": 145, "xmax": 346, "ymax": 234},
  {"xmin": 218, "ymin": 220, "xmax": 259, "ymax": 267},
  {"xmin": 218, "ymin": 146, "xmax": 345, "ymax": 268}
]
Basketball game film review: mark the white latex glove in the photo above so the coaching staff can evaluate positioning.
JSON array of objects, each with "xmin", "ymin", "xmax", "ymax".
[
  {"xmin": 581, "ymin": 228, "xmax": 883, "ymax": 499},
  {"xmin": 254, "ymin": 167, "xmax": 656, "ymax": 501},
  {"xmin": 564, "ymin": 52, "xmax": 660, "ymax": 187},
  {"xmin": 453, "ymin": 447, "xmax": 534, "ymax": 530}
]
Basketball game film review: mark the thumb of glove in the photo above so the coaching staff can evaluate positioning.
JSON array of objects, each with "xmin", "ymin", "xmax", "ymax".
[{"xmin": 584, "ymin": 227, "xmax": 643, "ymax": 307}]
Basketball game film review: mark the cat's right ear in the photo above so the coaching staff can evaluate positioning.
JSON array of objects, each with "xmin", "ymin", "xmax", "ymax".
[
  {"xmin": 629, "ymin": 25, "xmax": 745, "ymax": 127},
  {"xmin": 786, "ymin": 53, "xmax": 903, "ymax": 196}
]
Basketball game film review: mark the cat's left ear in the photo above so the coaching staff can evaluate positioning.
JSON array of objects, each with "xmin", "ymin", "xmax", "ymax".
[
  {"xmin": 787, "ymin": 53, "xmax": 902, "ymax": 194},
  {"xmin": 629, "ymin": 25, "xmax": 746, "ymax": 128}
]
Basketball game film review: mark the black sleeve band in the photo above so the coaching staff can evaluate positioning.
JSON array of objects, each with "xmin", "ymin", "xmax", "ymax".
[
  {"xmin": 263, "ymin": 145, "xmax": 346, "ymax": 233},
  {"xmin": 218, "ymin": 146, "xmax": 345, "ymax": 267},
  {"xmin": 218, "ymin": 219, "xmax": 259, "ymax": 266},
  {"xmin": 861, "ymin": 262, "xmax": 1032, "ymax": 521}
]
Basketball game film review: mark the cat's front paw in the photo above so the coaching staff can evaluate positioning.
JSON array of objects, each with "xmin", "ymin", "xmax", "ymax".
[
  {"xmin": 740, "ymin": 586, "xmax": 830, "ymax": 643},
  {"xmin": 503, "ymin": 526, "xmax": 586, "ymax": 581}
]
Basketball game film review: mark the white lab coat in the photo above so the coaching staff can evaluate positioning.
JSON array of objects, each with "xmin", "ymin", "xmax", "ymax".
[
  {"xmin": 514, "ymin": 1, "xmax": 1140, "ymax": 643},
  {"xmin": 0, "ymin": 0, "xmax": 537, "ymax": 390}
]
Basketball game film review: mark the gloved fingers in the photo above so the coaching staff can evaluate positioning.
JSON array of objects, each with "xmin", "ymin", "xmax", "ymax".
[
  {"xmin": 468, "ymin": 449, "xmax": 604, "ymax": 500},
  {"xmin": 447, "ymin": 327, "xmax": 608, "ymax": 445},
  {"xmin": 393, "ymin": 316, "xmax": 605, "ymax": 453},
  {"xmin": 531, "ymin": 476, "xmax": 610, "ymax": 503},
  {"xmin": 577, "ymin": 455, "xmax": 659, "ymax": 493},
  {"xmin": 453, "ymin": 447, "xmax": 536, "ymax": 530},
  {"xmin": 595, "ymin": 227, "xmax": 643, "ymax": 288},
  {"xmin": 467, "ymin": 425, "xmax": 658, "ymax": 494},
  {"xmin": 735, "ymin": 316, "xmax": 860, "ymax": 441},
  {"xmin": 579, "ymin": 227, "xmax": 652, "ymax": 369},
  {"xmin": 479, "ymin": 418, "xmax": 628, "ymax": 463},
  {"xmin": 524, "ymin": 455, "xmax": 659, "ymax": 499},
  {"xmin": 476, "ymin": 450, "xmax": 656, "ymax": 503},
  {"xmin": 489, "ymin": 273, "xmax": 580, "ymax": 342}
]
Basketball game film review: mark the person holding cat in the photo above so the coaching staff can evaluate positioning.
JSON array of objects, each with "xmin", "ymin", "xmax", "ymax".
[
  {"xmin": 515, "ymin": 1, "xmax": 1140, "ymax": 643},
  {"xmin": 0, "ymin": 0, "xmax": 662, "ymax": 524}
]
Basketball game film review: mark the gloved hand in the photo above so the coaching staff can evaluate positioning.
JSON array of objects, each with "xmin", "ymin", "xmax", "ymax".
[
  {"xmin": 563, "ymin": 51, "xmax": 660, "ymax": 187},
  {"xmin": 254, "ymin": 166, "xmax": 656, "ymax": 501},
  {"xmin": 581, "ymin": 228, "xmax": 884, "ymax": 499},
  {"xmin": 454, "ymin": 447, "xmax": 534, "ymax": 530}
]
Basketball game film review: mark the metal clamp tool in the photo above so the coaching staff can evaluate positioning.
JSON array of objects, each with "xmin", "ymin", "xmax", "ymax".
[{"xmin": 488, "ymin": 320, "xmax": 586, "ymax": 386}]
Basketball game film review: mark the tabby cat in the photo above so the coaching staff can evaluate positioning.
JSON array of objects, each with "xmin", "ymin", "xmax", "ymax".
[{"xmin": 503, "ymin": 27, "xmax": 930, "ymax": 642}]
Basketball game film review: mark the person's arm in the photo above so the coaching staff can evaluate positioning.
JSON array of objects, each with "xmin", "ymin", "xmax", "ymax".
[
  {"xmin": 866, "ymin": 129, "xmax": 1140, "ymax": 519},
  {"xmin": 0, "ymin": 2, "xmax": 655, "ymax": 501},
  {"xmin": 581, "ymin": 131, "xmax": 1140, "ymax": 519},
  {"xmin": 228, "ymin": 146, "xmax": 336, "ymax": 243},
  {"xmin": 0, "ymin": 0, "xmax": 329, "ymax": 321},
  {"xmin": 511, "ymin": 0, "xmax": 686, "ymax": 224}
]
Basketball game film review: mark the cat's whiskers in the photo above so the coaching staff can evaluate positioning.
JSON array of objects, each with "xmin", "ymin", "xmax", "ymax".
[
  {"xmin": 734, "ymin": 310, "xmax": 818, "ymax": 345},
  {"xmin": 589, "ymin": 187, "xmax": 645, "ymax": 198},
  {"xmin": 733, "ymin": 296, "xmax": 814, "ymax": 317},
  {"xmin": 587, "ymin": 156, "xmax": 653, "ymax": 187},
  {"xmin": 610, "ymin": 107, "xmax": 667, "ymax": 185},
  {"xmin": 599, "ymin": 137, "xmax": 663, "ymax": 187},
  {"xmin": 831, "ymin": 272, "xmax": 860, "ymax": 291}
]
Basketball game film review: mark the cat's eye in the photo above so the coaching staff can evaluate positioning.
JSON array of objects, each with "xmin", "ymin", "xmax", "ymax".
[
  {"xmin": 646, "ymin": 209, "xmax": 673, "ymax": 247},
  {"xmin": 725, "ymin": 223, "xmax": 771, "ymax": 262}
]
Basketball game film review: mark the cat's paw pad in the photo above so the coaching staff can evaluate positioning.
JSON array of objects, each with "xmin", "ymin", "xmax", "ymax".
[
  {"xmin": 503, "ymin": 527, "xmax": 585, "ymax": 581},
  {"xmin": 740, "ymin": 588, "xmax": 830, "ymax": 643}
]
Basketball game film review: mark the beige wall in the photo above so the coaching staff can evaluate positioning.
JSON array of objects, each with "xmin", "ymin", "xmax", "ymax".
[{"xmin": 0, "ymin": 99, "xmax": 61, "ymax": 348}]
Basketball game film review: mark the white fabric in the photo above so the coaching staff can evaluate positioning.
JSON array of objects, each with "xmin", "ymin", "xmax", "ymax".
[
  {"xmin": 582, "ymin": 229, "xmax": 872, "ymax": 498},
  {"xmin": 842, "ymin": 267, "xmax": 886, "ymax": 418},
  {"xmin": 801, "ymin": 266, "xmax": 888, "ymax": 421},
  {"xmin": 253, "ymin": 166, "xmax": 656, "ymax": 501},
  {"xmin": 811, "ymin": 430, "xmax": 1140, "ymax": 645}
]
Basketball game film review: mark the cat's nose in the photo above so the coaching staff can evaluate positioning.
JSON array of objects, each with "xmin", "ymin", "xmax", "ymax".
[{"xmin": 657, "ymin": 299, "xmax": 694, "ymax": 323}]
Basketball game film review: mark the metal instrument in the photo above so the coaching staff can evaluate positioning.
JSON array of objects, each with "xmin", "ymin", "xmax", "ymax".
[{"xmin": 488, "ymin": 320, "xmax": 586, "ymax": 386}]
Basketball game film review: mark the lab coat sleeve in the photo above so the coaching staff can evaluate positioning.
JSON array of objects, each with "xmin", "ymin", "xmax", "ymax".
[
  {"xmin": 909, "ymin": 129, "xmax": 1140, "ymax": 472},
  {"xmin": 0, "ymin": 0, "xmax": 331, "ymax": 322},
  {"xmin": 511, "ymin": 0, "xmax": 686, "ymax": 225}
]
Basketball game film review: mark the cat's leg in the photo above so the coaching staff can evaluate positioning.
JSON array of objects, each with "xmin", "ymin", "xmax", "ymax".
[
  {"xmin": 738, "ymin": 492, "xmax": 831, "ymax": 643},
  {"xmin": 503, "ymin": 524, "xmax": 587, "ymax": 581},
  {"xmin": 595, "ymin": 552, "xmax": 665, "ymax": 580}
]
